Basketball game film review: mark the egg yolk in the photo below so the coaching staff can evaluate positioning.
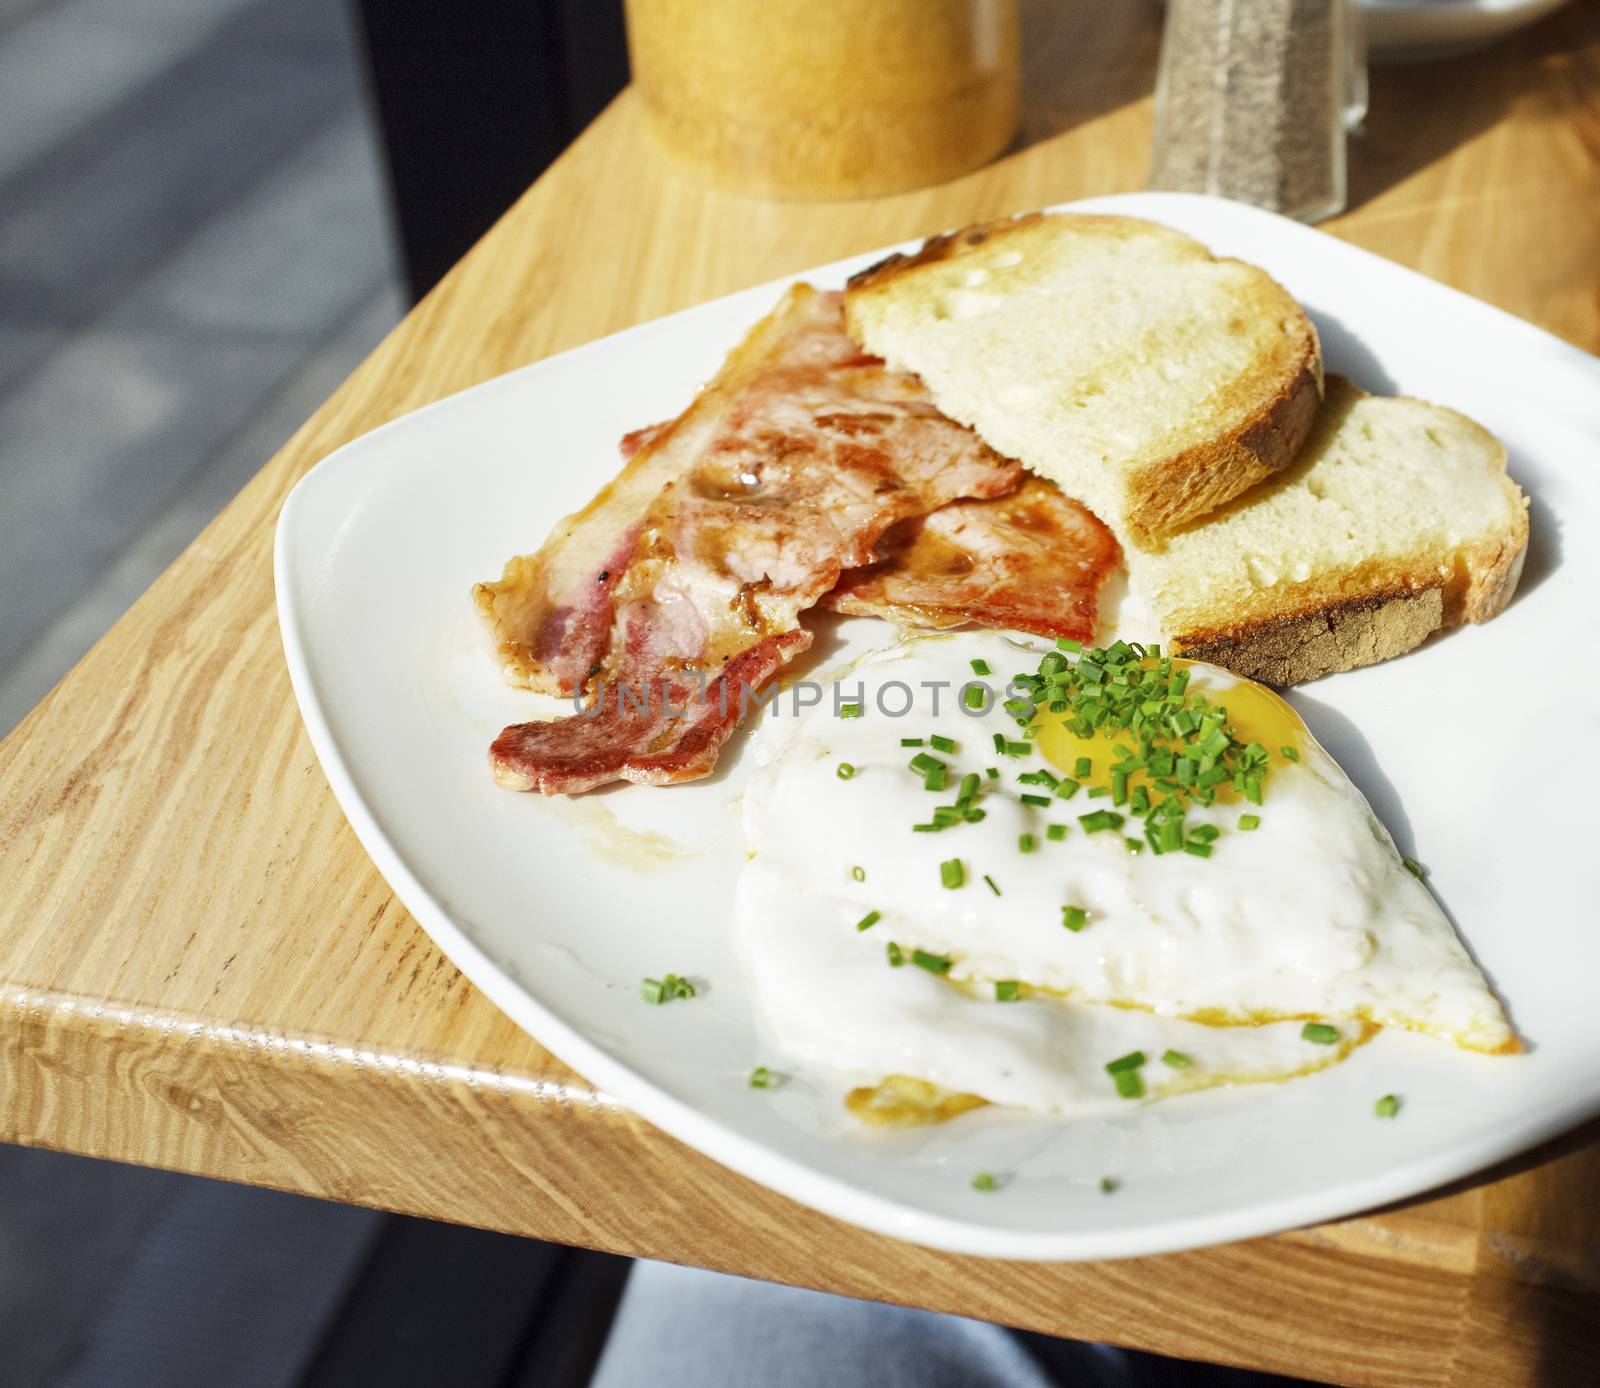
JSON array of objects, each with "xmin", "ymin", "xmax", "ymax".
[{"xmin": 1033, "ymin": 658, "xmax": 1305, "ymax": 805}]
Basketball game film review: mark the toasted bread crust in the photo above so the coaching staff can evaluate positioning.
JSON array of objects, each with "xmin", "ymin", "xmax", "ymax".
[
  {"xmin": 1459, "ymin": 488, "xmax": 1530, "ymax": 624},
  {"xmin": 1168, "ymin": 504, "xmax": 1531, "ymax": 688},
  {"xmin": 1153, "ymin": 377, "xmax": 1529, "ymax": 685},
  {"xmin": 846, "ymin": 213, "xmax": 1051, "ymax": 295},
  {"xmin": 1127, "ymin": 339, "xmax": 1323, "ymax": 548},
  {"xmin": 1169, "ymin": 518, "xmax": 1530, "ymax": 686},
  {"xmin": 846, "ymin": 212, "xmax": 1325, "ymax": 543},
  {"xmin": 1173, "ymin": 583, "xmax": 1446, "ymax": 687}
]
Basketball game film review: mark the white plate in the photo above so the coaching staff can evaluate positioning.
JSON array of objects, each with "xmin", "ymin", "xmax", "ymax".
[
  {"xmin": 1360, "ymin": 0, "xmax": 1571, "ymax": 61},
  {"xmin": 276, "ymin": 192, "xmax": 1600, "ymax": 1261}
]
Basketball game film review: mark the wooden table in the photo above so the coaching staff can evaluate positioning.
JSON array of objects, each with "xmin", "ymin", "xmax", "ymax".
[{"xmin": 2, "ymin": 4, "xmax": 1597, "ymax": 1384}]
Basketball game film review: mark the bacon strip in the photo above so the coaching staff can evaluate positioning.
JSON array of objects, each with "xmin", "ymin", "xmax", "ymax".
[
  {"xmin": 822, "ymin": 478, "xmax": 1121, "ymax": 643},
  {"xmin": 482, "ymin": 285, "xmax": 1021, "ymax": 793},
  {"xmin": 490, "ymin": 631, "xmax": 810, "ymax": 794},
  {"xmin": 475, "ymin": 286, "xmax": 1018, "ymax": 698}
]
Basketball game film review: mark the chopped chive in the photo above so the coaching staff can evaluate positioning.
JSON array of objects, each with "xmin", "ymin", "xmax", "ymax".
[
  {"xmin": 901, "ymin": 737, "xmax": 924, "ymax": 747},
  {"xmin": 836, "ymin": 762, "xmax": 855, "ymax": 780},
  {"xmin": 1301, "ymin": 1022, "xmax": 1341, "ymax": 1045},
  {"xmin": 748, "ymin": 1066, "xmax": 780, "ymax": 1089},
  {"xmin": 949, "ymin": 640, "xmax": 1279, "ymax": 874},
  {"xmin": 1020, "ymin": 793, "xmax": 1051, "ymax": 808},
  {"xmin": 886, "ymin": 942, "xmax": 904, "ymax": 967},
  {"xmin": 1061, "ymin": 905, "xmax": 1088, "ymax": 932},
  {"xmin": 1099, "ymin": 1176, "xmax": 1118, "ymax": 1194},
  {"xmin": 1112, "ymin": 1069, "xmax": 1145, "ymax": 1099},
  {"xmin": 962, "ymin": 684, "xmax": 987, "ymax": 710},
  {"xmin": 930, "ymin": 734, "xmax": 957, "ymax": 754},
  {"xmin": 909, "ymin": 752, "xmax": 944, "ymax": 775},
  {"xmin": 923, "ymin": 766, "xmax": 948, "ymax": 792},
  {"xmin": 1078, "ymin": 809, "xmax": 1125, "ymax": 833},
  {"xmin": 839, "ymin": 703, "xmax": 862, "ymax": 719},
  {"xmin": 971, "ymin": 1171, "xmax": 998, "ymax": 1192},
  {"xmin": 1374, "ymin": 1094, "xmax": 1401, "ymax": 1119},
  {"xmin": 1018, "ymin": 833, "xmax": 1036, "ymax": 853},
  {"xmin": 911, "ymin": 823, "xmax": 938, "ymax": 833},
  {"xmin": 995, "ymin": 980, "xmax": 1020, "ymax": 1001},
  {"xmin": 939, "ymin": 858, "xmax": 965, "ymax": 889},
  {"xmin": 985, "ymin": 767, "xmax": 999, "ymax": 779},
  {"xmin": 1046, "ymin": 823, "xmax": 1067, "ymax": 842},
  {"xmin": 1057, "ymin": 638, "xmax": 1082, "ymax": 653},
  {"xmin": 957, "ymin": 772, "xmax": 980, "ymax": 803},
  {"xmin": 1105, "ymin": 1050, "xmax": 1146, "ymax": 1074},
  {"xmin": 1161, "ymin": 1049, "xmax": 1192, "ymax": 1069},
  {"xmin": 855, "ymin": 910, "xmax": 881, "ymax": 932},
  {"xmin": 1238, "ymin": 814, "xmax": 1261, "ymax": 831},
  {"xmin": 642, "ymin": 973, "xmax": 694, "ymax": 1004},
  {"xmin": 851, "ymin": 865, "xmax": 866, "ymax": 882},
  {"xmin": 992, "ymin": 732, "xmax": 1007, "ymax": 753},
  {"xmin": 970, "ymin": 658, "xmax": 991, "ymax": 676},
  {"xmin": 911, "ymin": 948, "xmax": 953, "ymax": 974},
  {"xmin": 983, "ymin": 873, "xmax": 1001, "ymax": 896},
  {"xmin": 1280, "ymin": 745, "xmax": 1299, "ymax": 762},
  {"xmin": 1402, "ymin": 857, "xmax": 1427, "ymax": 879}
]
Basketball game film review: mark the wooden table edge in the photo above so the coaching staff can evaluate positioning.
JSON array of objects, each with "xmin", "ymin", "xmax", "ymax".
[{"xmin": 4, "ymin": 974, "xmax": 1596, "ymax": 1387}]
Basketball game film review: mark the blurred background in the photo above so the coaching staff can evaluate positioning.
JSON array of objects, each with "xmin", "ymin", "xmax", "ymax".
[{"xmin": 0, "ymin": 0, "xmax": 627, "ymax": 738}]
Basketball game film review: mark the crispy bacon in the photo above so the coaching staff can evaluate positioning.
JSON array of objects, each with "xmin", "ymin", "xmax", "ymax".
[
  {"xmin": 475, "ymin": 286, "xmax": 1018, "ymax": 698},
  {"xmin": 480, "ymin": 285, "xmax": 1021, "ymax": 793},
  {"xmin": 618, "ymin": 421, "xmax": 669, "ymax": 460},
  {"xmin": 619, "ymin": 433, "xmax": 1119, "ymax": 643},
  {"xmin": 822, "ymin": 478, "xmax": 1121, "ymax": 643},
  {"xmin": 490, "ymin": 630, "xmax": 810, "ymax": 794}
]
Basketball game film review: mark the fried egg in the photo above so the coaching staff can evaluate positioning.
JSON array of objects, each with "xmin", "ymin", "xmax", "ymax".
[{"xmin": 735, "ymin": 631, "xmax": 1515, "ymax": 1120}]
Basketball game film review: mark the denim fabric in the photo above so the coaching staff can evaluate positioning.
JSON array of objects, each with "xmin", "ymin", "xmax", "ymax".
[{"xmin": 590, "ymin": 1259, "xmax": 1175, "ymax": 1388}]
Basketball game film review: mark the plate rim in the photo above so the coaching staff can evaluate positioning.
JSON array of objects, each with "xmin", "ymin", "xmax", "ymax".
[{"xmin": 274, "ymin": 190, "xmax": 1600, "ymax": 1260}]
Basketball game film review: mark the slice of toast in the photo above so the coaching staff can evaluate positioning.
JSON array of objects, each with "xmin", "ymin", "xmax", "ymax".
[
  {"xmin": 1128, "ymin": 377, "xmax": 1529, "ymax": 685},
  {"xmin": 845, "ymin": 213, "xmax": 1323, "ymax": 546}
]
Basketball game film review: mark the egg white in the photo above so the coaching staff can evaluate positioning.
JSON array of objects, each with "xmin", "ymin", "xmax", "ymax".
[{"xmin": 736, "ymin": 631, "xmax": 1514, "ymax": 1119}]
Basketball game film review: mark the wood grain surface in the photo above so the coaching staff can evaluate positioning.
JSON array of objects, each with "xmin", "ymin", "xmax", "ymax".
[{"xmin": 2, "ymin": 3, "xmax": 1598, "ymax": 1384}]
